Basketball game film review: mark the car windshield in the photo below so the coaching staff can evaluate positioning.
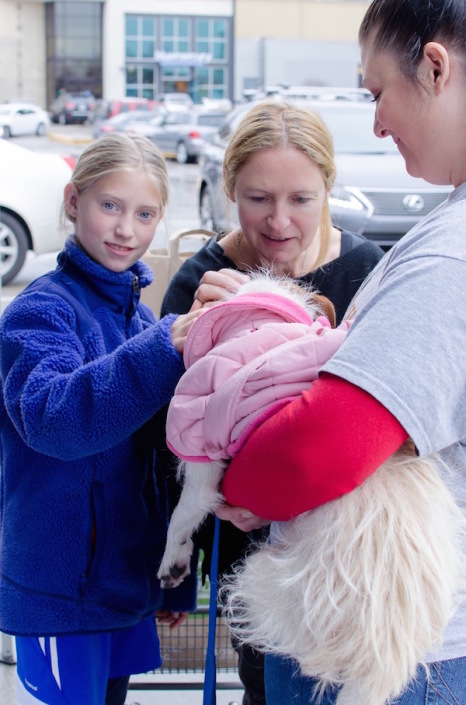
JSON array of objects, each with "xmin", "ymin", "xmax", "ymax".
[
  {"xmin": 225, "ymin": 101, "xmax": 398, "ymax": 155},
  {"xmin": 132, "ymin": 111, "xmax": 161, "ymax": 121},
  {"xmin": 197, "ymin": 113, "xmax": 228, "ymax": 127},
  {"xmin": 103, "ymin": 113, "xmax": 133, "ymax": 125},
  {"xmin": 164, "ymin": 94, "xmax": 191, "ymax": 103},
  {"xmin": 316, "ymin": 104, "xmax": 398, "ymax": 154},
  {"xmin": 167, "ymin": 112, "xmax": 194, "ymax": 124}
]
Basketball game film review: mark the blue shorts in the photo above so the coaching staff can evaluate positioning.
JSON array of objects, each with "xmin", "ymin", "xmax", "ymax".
[{"xmin": 15, "ymin": 618, "xmax": 161, "ymax": 705}]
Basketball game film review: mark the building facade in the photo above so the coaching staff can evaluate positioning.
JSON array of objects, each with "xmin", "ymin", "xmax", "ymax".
[
  {"xmin": 105, "ymin": 1, "xmax": 234, "ymax": 104},
  {"xmin": 0, "ymin": 0, "xmax": 369, "ymax": 110}
]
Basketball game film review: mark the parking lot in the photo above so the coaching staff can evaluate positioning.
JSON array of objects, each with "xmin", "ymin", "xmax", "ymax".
[{"xmin": 1, "ymin": 124, "xmax": 203, "ymax": 303}]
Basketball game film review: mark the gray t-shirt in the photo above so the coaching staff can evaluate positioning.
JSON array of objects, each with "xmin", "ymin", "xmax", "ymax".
[{"xmin": 323, "ymin": 182, "xmax": 466, "ymax": 661}]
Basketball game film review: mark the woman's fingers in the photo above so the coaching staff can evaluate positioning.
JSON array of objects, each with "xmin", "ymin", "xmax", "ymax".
[{"xmin": 194, "ymin": 269, "xmax": 250, "ymax": 307}]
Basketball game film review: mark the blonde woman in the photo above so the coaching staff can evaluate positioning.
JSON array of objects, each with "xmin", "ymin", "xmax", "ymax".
[{"xmin": 160, "ymin": 101, "xmax": 384, "ymax": 705}]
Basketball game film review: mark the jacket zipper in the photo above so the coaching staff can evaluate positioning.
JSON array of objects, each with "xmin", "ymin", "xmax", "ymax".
[{"xmin": 126, "ymin": 275, "xmax": 140, "ymax": 331}]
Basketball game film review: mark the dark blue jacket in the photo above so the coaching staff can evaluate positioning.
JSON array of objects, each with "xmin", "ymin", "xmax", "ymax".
[{"xmin": 0, "ymin": 238, "xmax": 196, "ymax": 636}]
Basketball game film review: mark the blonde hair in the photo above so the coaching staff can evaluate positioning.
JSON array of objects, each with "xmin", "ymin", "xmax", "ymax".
[
  {"xmin": 223, "ymin": 101, "xmax": 336, "ymax": 269},
  {"xmin": 61, "ymin": 132, "xmax": 169, "ymax": 229}
]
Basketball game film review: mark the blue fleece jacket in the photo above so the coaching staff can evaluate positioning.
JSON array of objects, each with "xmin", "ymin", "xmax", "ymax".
[{"xmin": 0, "ymin": 238, "xmax": 196, "ymax": 637}]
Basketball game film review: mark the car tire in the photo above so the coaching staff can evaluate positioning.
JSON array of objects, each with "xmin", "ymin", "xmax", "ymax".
[
  {"xmin": 0, "ymin": 212, "xmax": 29, "ymax": 285},
  {"xmin": 36, "ymin": 122, "xmax": 47, "ymax": 136},
  {"xmin": 176, "ymin": 142, "xmax": 189, "ymax": 164},
  {"xmin": 2, "ymin": 126, "xmax": 11, "ymax": 139},
  {"xmin": 199, "ymin": 185, "xmax": 216, "ymax": 231}
]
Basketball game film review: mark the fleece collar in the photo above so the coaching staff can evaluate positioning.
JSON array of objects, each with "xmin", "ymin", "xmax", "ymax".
[{"xmin": 54, "ymin": 237, "xmax": 155, "ymax": 313}]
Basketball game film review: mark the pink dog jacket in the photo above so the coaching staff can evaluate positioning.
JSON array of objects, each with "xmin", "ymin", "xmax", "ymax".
[{"xmin": 166, "ymin": 291, "xmax": 351, "ymax": 462}]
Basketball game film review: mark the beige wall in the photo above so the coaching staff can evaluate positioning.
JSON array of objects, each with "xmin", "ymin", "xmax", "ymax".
[
  {"xmin": 0, "ymin": 0, "xmax": 47, "ymax": 107},
  {"xmin": 236, "ymin": 0, "xmax": 370, "ymax": 41},
  {"xmin": 0, "ymin": 0, "xmax": 370, "ymax": 108}
]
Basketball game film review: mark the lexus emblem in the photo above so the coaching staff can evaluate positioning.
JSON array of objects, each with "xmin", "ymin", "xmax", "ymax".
[{"xmin": 402, "ymin": 194, "xmax": 424, "ymax": 212}]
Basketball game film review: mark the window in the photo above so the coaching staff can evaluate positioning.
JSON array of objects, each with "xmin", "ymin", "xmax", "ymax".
[
  {"xmin": 195, "ymin": 19, "xmax": 227, "ymax": 62},
  {"xmin": 46, "ymin": 1, "xmax": 102, "ymax": 103},
  {"xmin": 126, "ymin": 65, "xmax": 155, "ymax": 99},
  {"xmin": 125, "ymin": 15, "xmax": 156, "ymax": 60},
  {"xmin": 125, "ymin": 15, "xmax": 158, "ymax": 98},
  {"xmin": 193, "ymin": 66, "xmax": 228, "ymax": 101},
  {"xmin": 162, "ymin": 17, "xmax": 190, "ymax": 53},
  {"xmin": 124, "ymin": 13, "xmax": 231, "ymax": 102}
]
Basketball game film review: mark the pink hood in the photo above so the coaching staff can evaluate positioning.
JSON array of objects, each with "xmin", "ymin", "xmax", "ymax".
[{"xmin": 166, "ymin": 291, "xmax": 351, "ymax": 461}]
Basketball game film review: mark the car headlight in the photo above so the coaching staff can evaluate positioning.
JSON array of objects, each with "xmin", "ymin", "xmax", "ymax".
[{"xmin": 329, "ymin": 186, "xmax": 373, "ymax": 214}]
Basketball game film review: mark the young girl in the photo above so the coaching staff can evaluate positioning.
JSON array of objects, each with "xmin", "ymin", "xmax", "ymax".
[
  {"xmin": 0, "ymin": 133, "xmax": 200, "ymax": 705},
  {"xmin": 216, "ymin": 1, "xmax": 466, "ymax": 703}
]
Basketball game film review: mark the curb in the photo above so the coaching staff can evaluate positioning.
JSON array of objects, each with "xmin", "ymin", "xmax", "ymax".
[{"xmin": 48, "ymin": 131, "xmax": 93, "ymax": 145}]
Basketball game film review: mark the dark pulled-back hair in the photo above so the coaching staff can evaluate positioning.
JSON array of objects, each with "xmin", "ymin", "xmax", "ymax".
[{"xmin": 359, "ymin": 0, "xmax": 466, "ymax": 79}]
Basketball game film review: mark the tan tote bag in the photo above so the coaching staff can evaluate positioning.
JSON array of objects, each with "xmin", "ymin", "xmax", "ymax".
[{"xmin": 141, "ymin": 228, "xmax": 215, "ymax": 318}]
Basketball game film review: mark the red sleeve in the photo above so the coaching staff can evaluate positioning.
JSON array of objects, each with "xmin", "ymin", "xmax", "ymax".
[{"xmin": 222, "ymin": 373, "xmax": 408, "ymax": 520}]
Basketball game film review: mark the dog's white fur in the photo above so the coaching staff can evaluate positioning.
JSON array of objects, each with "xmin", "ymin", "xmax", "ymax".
[
  {"xmin": 158, "ymin": 457, "xmax": 226, "ymax": 586},
  {"xmin": 223, "ymin": 444, "xmax": 464, "ymax": 705},
  {"xmin": 158, "ymin": 274, "xmax": 465, "ymax": 705}
]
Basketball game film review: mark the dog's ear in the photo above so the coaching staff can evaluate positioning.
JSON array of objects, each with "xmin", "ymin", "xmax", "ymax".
[{"xmin": 312, "ymin": 294, "xmax": 336, "ymax": 328}]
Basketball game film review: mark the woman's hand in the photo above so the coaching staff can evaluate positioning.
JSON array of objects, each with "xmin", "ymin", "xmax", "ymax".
[
  {"xmin": 216, "ymin": 501, "xmax": 270, "ymax": 532},
  {"xmin": 156, "ymin": 609, "xmax": 189, "ymax": 630},
  {"xmin": 170, "ymin": 309, "xmax": 203, "ymax": 353},
  {"xmin": 191, "ymin": 269, "xmax": 250, "ymax": 310}
]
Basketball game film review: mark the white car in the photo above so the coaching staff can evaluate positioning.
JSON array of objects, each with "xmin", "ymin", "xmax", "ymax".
[
  {"xmin": 0, "ymin": 102, "xmax": 51, "ymax": 138},
  {"xmin": 0, "ymin": 140, "xmax": 74, "ymax": 284}
]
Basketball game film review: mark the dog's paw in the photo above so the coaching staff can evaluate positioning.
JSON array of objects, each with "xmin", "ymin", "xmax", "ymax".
[
  {"xmin": 159, "ymin": 562, "xmax": 190, "ymax": 589},
  {"xmin": 158, "ymin": 538, "xmax": 193, "ymax": 589}
]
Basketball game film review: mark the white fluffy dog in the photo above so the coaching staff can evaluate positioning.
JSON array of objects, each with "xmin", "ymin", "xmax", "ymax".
[{"xmin": 158, "ymin": 273, "xmax": 464, "ymax": 705}]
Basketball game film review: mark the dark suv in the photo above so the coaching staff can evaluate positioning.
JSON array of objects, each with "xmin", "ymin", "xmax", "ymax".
[
  {"xmin": 198, "ymin": 95, "xmax": 452, "ymax": 249},
  {"xmin": 50, "ymin": 92, "xmax": 95, "ymax": 125}
]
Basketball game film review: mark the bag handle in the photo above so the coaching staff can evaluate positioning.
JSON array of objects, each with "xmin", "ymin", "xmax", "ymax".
[{"xmin": 167, "ymin": 228, "xmax": 216, "ymax": 278}]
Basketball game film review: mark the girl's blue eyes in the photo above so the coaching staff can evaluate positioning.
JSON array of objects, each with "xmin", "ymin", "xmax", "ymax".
[{"xmin": 102, "ymin": 203, "xmax": 154, "ymax": 219}]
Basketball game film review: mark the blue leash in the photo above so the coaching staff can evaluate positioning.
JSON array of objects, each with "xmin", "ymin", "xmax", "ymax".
[{"xmin": 203, "ymin": 515, "xmax": 221, "ymax": 705}]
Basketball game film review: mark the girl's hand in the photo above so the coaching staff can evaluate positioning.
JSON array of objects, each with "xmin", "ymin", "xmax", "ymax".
[
  {"xmin": 156, "ymin": 609, "xmax": 189, "ymax": 630},
  {"xmin": 170, "ymin": 309, "xmax": 203, "ymax": 353},
  {"xmin": 215, "ymin": 501, "xmax": 270, "ymax": 532},
  {"xmin": 191, "ymin": 269, "xmax": 250, "ymax": 310}
]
